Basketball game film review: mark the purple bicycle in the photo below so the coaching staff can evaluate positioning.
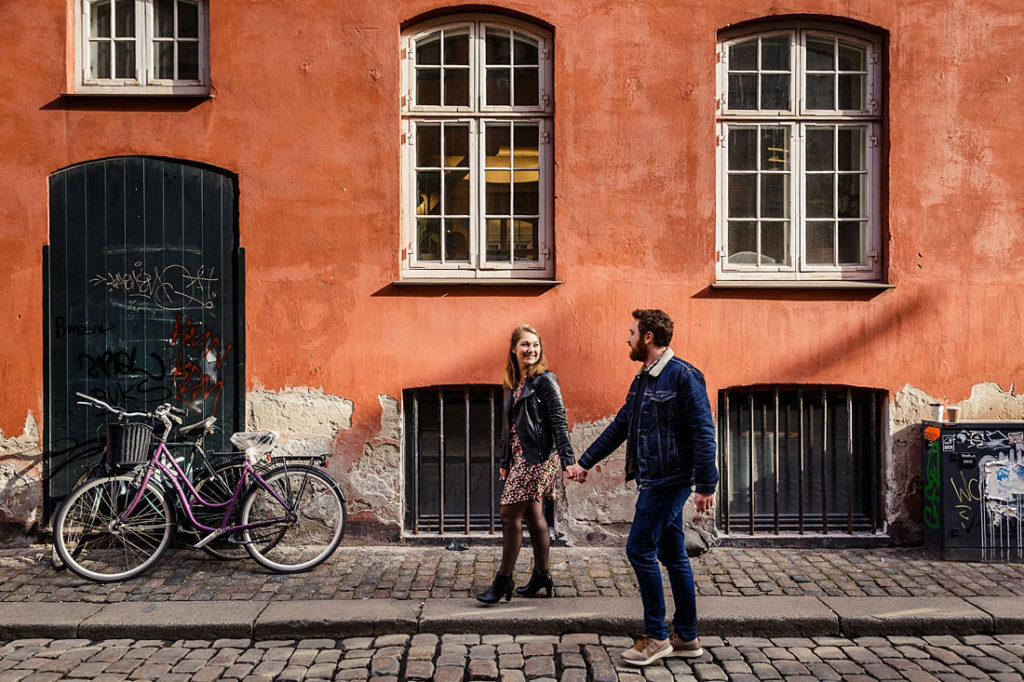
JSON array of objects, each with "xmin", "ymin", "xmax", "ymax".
[{"xmin": 53, "ymin": 393, "xmax": 346, "ymax": 582}]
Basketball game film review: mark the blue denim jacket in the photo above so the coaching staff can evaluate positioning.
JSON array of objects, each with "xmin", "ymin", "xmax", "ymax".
[{"xmin": 578, "ymin": 349, "xmax": 719, "ymax": 493}]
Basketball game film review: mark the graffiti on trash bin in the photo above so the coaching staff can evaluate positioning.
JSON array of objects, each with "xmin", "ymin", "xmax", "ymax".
[{"xmin": 977, "ymin": 431, "xmax": 1024, "ymax": 561}]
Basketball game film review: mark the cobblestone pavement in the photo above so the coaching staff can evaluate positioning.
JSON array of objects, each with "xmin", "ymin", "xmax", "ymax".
[
  {"xmin": 1, "ymin": 632, "xmax": 1022, "ymax": 681},
  {"xmin": 2, "ymin": 544, "xmax": 1024, "ymax": 604}
]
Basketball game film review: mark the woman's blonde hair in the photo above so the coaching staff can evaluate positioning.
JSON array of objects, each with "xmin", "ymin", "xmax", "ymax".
[{"xmin": 502, "ymin": 323, "xmax": 548, "ymax": 389}]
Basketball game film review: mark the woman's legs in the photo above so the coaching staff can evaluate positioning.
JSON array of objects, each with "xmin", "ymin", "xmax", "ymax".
[
  {"xmin": 498, "ymin": 501, "xmax": 529, "ymax": 575},
  {"xmin": 523, "ymin": 500, "xmax": 550, "ymax": 571}
]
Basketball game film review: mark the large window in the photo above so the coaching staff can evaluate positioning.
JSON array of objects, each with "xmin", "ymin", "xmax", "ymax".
[
  {"xmin": 75, "ymin": 0, "xmax": 209, "ymax": 94},
  {"xmin": 717, "ymin": 24, "xmax": 883, "ymax": 281},
  {"xmin": 401, "ymin": 16, "xmax": 553, "ymax": 280}
]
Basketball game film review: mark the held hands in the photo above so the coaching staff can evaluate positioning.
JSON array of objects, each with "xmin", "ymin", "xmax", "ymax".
[
  {"xmin": 565, "ymin": 463, "xmax": 588, "ymax": 483},
  {"xmin": 500, "ymin": 468, "xmax": 508, "ymax": 480},
  {"xmin": 694, "ymin": 492, "xmax": 715, "ymax": 516}
]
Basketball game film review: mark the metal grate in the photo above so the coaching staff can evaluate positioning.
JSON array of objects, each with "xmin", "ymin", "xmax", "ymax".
[
  {"xmin": 404, "ymin": 386, "xmax": 503, "ymax": 534},
  {"xmin": 719, "ymin": 386, "xmax": 883, "ymax": 535}
]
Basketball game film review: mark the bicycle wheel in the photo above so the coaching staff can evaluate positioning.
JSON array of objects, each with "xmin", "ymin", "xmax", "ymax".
[
  {"xmin": 239, "ymin": 465, "xmax": 346, "ymax": 573},
  {"xmin": 53, "ymin": 474, "xmax": 174, "ymax": 582},
  {"xmin": 191, "ymin": 461, "xmax": 249, "ymax": 560}
]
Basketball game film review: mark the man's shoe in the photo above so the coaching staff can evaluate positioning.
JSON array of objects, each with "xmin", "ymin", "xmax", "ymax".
[
  {"xmin": 620, "ymin": 636, "xmax": 672, "ymax": 666},
  {"xmin": 669, "ymin": 633, "xmax": 703, "ymax": 658}
]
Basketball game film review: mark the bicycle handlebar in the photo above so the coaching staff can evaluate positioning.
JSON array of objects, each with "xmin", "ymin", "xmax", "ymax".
[{"xmin": 74, "ymin": 392, "xmax": 182, "ymax": 436}]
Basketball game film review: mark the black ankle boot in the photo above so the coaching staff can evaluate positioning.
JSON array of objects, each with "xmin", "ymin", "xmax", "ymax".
[
  {"xmin": 476, "ymin": 573, "xmax": 514, "ymax": 604},
  {"xmin": 515, "ymin": 569, "xmax": 553, "ymax": 598}
]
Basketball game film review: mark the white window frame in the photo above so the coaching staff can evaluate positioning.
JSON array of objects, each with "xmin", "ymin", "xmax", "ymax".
[
  {"xmin": 75, "ymin": 0, "xmax": 209, "ymax": 95},
  {"xmin": 716, "ymin": 23, "xmax": 883, "ymax": 282},
  {"xmin": 401, "ymin": 15, "xmax": 554, "ymax": 281}
]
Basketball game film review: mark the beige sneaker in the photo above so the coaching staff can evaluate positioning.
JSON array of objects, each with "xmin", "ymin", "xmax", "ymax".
[
  {"xmin": 669, "ymin": 633, "xmax": 703, "ymax": 658},
  {"xmin": 620, "ymin": 635, "xmax": 672, "ymax": 666}
]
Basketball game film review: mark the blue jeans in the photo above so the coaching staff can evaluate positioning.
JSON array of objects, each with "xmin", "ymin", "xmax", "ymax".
[{"xmin": 626, "ymin": 485, "xmax": 697, "ymax": 641}]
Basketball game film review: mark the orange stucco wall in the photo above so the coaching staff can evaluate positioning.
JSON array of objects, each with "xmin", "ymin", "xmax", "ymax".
[{"xmin": 3, "ymin": 1, "xmax": 1024, "ymax": 535}]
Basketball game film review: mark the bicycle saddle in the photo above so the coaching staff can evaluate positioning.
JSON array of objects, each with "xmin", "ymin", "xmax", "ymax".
[{"xmin": 178, "ymin": 416, "xmax": 217, "ymax": 437}]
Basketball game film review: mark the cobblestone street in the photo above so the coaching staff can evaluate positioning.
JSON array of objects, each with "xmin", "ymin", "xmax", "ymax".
[{"xmin": 2, "ymin": 632, "xmax": 1023, "ymax": 682}]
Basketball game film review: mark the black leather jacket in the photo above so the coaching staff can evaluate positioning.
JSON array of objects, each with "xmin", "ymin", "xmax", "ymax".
[{"xmin": 502, "ymin": 371, "xmax": 575, "ymax": 470}]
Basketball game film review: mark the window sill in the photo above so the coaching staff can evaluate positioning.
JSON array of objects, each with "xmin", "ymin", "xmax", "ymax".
[
  {"xmin": 61, "ymin": 91, "xmax": 212, "ymax": 99},
  {"xmin": 392, "ymin": 278, "xmax": 561, "ymax": 287},
  {"xmin": 711, "ymin": 280, "xmax": 893, "ymax": 291}
]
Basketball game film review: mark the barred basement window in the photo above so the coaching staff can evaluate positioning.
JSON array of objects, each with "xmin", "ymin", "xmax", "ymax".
[
  {"xmin": 404, "ymin": 386, "xmax": 503, "ymax": 534},
  {"xmin": 719, "ymin": 386, "xmax": 884, "ymax": 535}
]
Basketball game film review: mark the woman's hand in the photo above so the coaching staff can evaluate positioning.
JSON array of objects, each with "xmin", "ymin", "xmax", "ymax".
[{"xmin": 500, "ymin": 468, "xmax": 508, "ymax": 480}]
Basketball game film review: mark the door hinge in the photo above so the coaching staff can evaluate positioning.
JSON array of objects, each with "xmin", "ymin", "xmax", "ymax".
[
  {"xmin": 869, "ymin": 134, "xmax": 879, "ymax": 148},
  {"xmin": 540, "ymin": 131, "xmax": 551, "ymax": 143}
]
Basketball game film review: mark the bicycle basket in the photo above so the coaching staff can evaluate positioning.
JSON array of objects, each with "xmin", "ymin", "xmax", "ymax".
[{"xmin": 105, "ymin": 422, "xmax": 154, "ymax": 466}]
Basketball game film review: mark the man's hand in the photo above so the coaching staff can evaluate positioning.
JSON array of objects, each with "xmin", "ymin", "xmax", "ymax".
[
  {"xmin": 694, "ymin": 493, "xmax": 715, "ymax": 515},
  {"xmin": 565, "ymin": 463, "xmax": 588, "ymax": 483}
]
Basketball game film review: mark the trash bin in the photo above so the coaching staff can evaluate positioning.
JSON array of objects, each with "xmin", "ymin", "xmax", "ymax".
[{"xmin": 922, "ymin": 420, "xmax": 1024, "ymax": 562}]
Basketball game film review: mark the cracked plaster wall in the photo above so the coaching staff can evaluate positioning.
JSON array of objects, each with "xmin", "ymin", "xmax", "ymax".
[{"xmin": 0, "ymin": 415, "xmax": 43, "ymax": 544}]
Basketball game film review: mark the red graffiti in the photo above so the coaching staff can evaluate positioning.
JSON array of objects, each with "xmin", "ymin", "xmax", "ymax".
[{"xmin": 171, "ymin": 314, "xmax": 233, "ymax": 414}]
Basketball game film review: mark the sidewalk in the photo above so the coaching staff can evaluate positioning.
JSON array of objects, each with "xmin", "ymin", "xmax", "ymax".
[{"xmin": 1, "ymin": 543, "xmax": 1023, "ymax": 641}]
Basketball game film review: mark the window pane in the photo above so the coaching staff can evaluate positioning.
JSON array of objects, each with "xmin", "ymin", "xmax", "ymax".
[
  {"xmin": 416, "ymin": 172, "xmax": 441, "ymax": 215},
  {"xmin": 486, "ymin": 219, "xmax": 510, "ymax": 261},
  {"xmin": 760, "ymin": 128, "xmax": 789, "ymax": 170},
  {"xmin": 179, "ymin": 1, "xmax": 199, "ymax": 38},
  {"xmin": 727, "ymin": 221, "xmax": 756, "ymax": 263},
  {"xmin": 487, "ymin": 68, "xmax": 511, "ymax": 105},
  {"xmin": 761, "ymin": 221, "xmax": 790, "ymax": 265},
  {"xmin": 486, "ymin": 28, "xmax": 511, "ymax": 65},
  {"xmin": 806, "ymin": 74, "xmax": 835, "ymax": 109},
  {"xmin": 155, "ymin": 41, "xmax": 174, "ymax": 79},
  {"xmin": 760, "ymin": 74, "xmax": 790, "ymax": 110},
  {"xmin": 486, "ymin": 124, "xmax": 511, "ymax": 166},
  {"xmin": 91, "ymin": 1, "xmax": 111, "ymax": 38},
  {"xmin": 90, "ymin": 41, "xmax": 111, "ymax": 79},
  {"xmin": 514, "ymin": 34, "xmax": 538, "ymax": 65},
  {"xmin": 155, "ymin": 0, "xmax": 174, "ymax": 37},
  {"xmin": 806, "ymin": 174, "xmax": 834, "ymax": 218},
  {"xmin": 728, "ymin": 74, "xmax": 757, "ymax": 110},
  {"xmin": 486, "ymin": 171, "xmax": 511, "ymax": 214},
  {"xmin": 513, "ymin": 219, "xmax": 538, "ymax": 261},
  {"xmin": 806, "ymin": 37, "xmax": 834, "ymax": 71},
  {"xmin": 417, "ymin": 219, "xmax": 441, "ymax": 260},
  {"xmin": 838, "ymin": 174, "xmax": 864, "ymax": 218},
  {"xmin": 444, "ymin": 125, "xmax": 469, "ymax": 167},
  {"xmin": 728, "ymin": 175, "xmax": 756, "ymax": 218},
  {"xmin": 114, "ymin": 41, "xmax": 135, "ymax": 78},
  {"xmin": 444, "ymin": 219, "xmax": 470, "ymax": 261},
  {"xmin": 838, "ymin": 128, "xmax": 866, "ymax": 170},
  {"xmin": 838, "ymin": 74, "xmax": 864, "ymax": 110},
  {"xmin": 514, "ymin": 68, "xmax": 539, "ymax": 106},
  {"xmin": 444, "ymin": 169, "xmax": 470, "ymax": 215},
  {"xmin": 444, "ymin": 31, "xmax": 469, "ymax": 65},
  {"xmin": 805, "ymin": 127, "xmax": 835, "ymax": 171},
  {"xmin": 728, "ymin": 127, "xmax": 757, "ymax": 170},
  {"xmin": 114, "ymin": 0, "xmax": 135, "ymax": 37},
  {"xmin": 444, "ymin": 68, "xmax": 469, "ymax": 106},
  {"xmin": 178, "ymin": 41, "xmax": 199, "ymax": 80},
  {"xmin": 417, "ymin": 124, "xmax": 441, "ymax": 167},
  {"xmin": 838, "ymin": 41, "xmax": 865, "ymax": 71},
  {"xmin": 806, "ymin": 221, "xmax": 835, "ymax": 265},
  {"xmin": 416, "ymin": 69, "xmax": 440, "ymax": 105},
  {"xmin": 760, "ymin": 175, "xmax": 789, "ymax": 218},
  {"xmin": 513, "ymin": 124, "xmax": 538, "ymax": 168},
  {"xmin": 513, "ymin": 180, "xmax": 538, "ymax": 214},
  {"xmin": 729, "ymin": 39, "xmax": 757, "ymax": 70},
  {"xmin": 838, "ymin": 221, "xmax": 867, "ymax": 264},
  {"xmin": 417, "ymin": 33, "xmax": 441, "ymax": 65},
  {"xmin": 761, "ymin": 35, "xmax": 789, "ymax": 70}
]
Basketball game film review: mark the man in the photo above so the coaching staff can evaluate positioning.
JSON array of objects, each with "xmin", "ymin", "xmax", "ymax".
[{"xmin": 566, "ymin": 309, "xmax": 718, "ymax": 667}]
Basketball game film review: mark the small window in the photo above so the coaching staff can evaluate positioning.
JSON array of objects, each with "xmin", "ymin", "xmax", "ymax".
[
  {"xmin": 404, "ymin": 386, "xmax": 503, "ymax": 534},
  {"xmin": 75, "ymin": 0, "xmax": 209, "ymax": 94},
  {"xmin": 719, "ymin": 386, "xmax": 884, "ymax": 535},
  {"xmin": 717, "ymin": 24, "xmax": 883, "ymax": 281},
  {"xmin": 401, "ymin": 16, "xmax": 554, "ymax": 280}
]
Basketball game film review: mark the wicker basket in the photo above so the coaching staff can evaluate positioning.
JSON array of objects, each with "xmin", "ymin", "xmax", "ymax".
[{"xmin": 105, "ymin": 422, "xmax": 154, "ymax": 466}]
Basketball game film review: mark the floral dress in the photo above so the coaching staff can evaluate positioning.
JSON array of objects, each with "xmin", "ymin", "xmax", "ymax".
[{"xmin": 500, "ymin": 377, "xmax": 561, "ymax": 505}]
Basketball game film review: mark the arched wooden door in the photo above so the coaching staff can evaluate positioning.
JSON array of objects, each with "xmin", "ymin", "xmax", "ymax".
[{"xmin": 44, "ymin": 157, "xmax": 243, "ymax": 517}]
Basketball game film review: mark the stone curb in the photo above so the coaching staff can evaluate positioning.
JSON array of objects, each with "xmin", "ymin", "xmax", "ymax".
[{"xmin": 0, "ymin": 596, "xmax": 1015, "ymax": 641}]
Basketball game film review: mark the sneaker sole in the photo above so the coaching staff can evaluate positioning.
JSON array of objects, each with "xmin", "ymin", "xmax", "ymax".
[
  {"xmin": 622, "ymin": 645, "xmax": 672, "ymax": 667},
  {"xmin": 673, "ymin": 646, "xmax": 704, "ymax": 658}
]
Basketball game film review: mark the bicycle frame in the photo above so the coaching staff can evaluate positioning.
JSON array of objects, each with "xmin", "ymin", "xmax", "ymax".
[{"xmin": 116, "ymin": 440, "xmax": 298, "ymax": 545}]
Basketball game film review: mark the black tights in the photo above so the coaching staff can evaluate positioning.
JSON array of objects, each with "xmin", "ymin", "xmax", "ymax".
[{"xmin": 497, "ymin": 500, "xmax": 549, "ymax": 576}]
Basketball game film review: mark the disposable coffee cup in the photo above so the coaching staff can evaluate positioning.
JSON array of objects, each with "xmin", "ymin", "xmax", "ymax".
[
  {"xmin": 946, "ymin": 406, "xmax": 961, "ymax": 422},
  {"xmin": 929, "ymin": 403, "xmax": 944, "ymax": 421}
]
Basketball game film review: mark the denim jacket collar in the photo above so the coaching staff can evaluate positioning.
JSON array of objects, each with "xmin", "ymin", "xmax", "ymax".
[{"xmin": 638, "ymin": 347, "xmax": 674, "ymax": 379}]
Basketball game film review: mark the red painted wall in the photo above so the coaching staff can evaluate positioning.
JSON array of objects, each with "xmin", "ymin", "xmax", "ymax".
[{"xmin": 2, "ymin": 1, "xmax": 1023, "ymax": 529}]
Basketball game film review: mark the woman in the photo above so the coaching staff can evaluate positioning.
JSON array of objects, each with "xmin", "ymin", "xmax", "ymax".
[{"xmin": 477, "ymin": 323, "xmax": 575, "ymax": 604}]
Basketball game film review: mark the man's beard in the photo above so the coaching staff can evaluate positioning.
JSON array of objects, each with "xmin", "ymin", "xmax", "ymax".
[{"xmin": 629, "ymin": 338, "xmax": 647, "ymax": 362}]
